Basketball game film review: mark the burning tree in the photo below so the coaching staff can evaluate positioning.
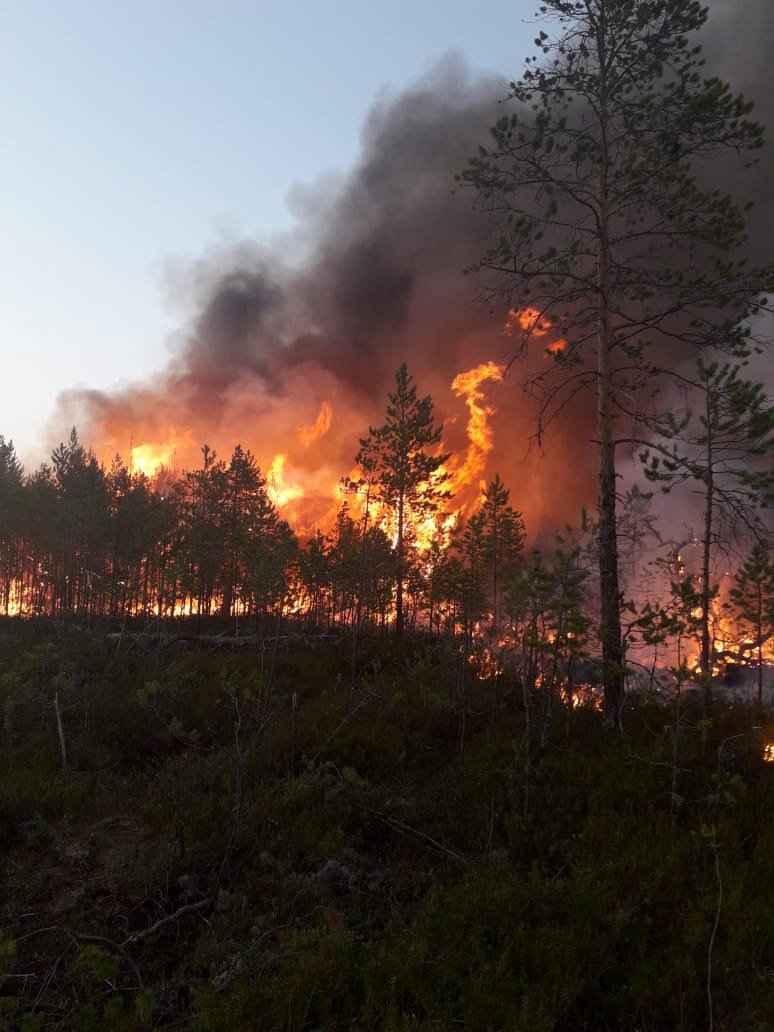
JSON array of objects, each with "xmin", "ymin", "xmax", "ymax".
[
  {"xmin": 460, "ymin": 0, "xmax": 771, "ymax": 725},
  {"xmin": 355, "ymin": 363, "xmax": 451, "ymax": 639}
]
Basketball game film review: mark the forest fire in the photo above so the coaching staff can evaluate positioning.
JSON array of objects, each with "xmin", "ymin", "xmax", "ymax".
[
  {"xmin": 2, "ymin": 580, "xmax": 24, "ymax": 619},
  {"xmin": 685, "ymin": 595, "xmax": 774, "ymax": 677},
  {"xmin": 448, "ymin": 361, "xmax": 504, "ymax": 494},
  {"xmin": 297, "ymin": 401, "xmax": 333, "ymax": 449},
  {"xmin": 94, "ymin": 358, "xmax": 508, "ymax": 540},
  {"xmin": 267, "ymin": 453, "xmax": 304, "ymax": 510},
  {"xmin": 2, "ymin": 22, "xmax": 770, "ymax": 714},
  {"xmin": 505, "ymin": 306, "xmax": 568, "ymax": 356},
  {"xmin": 45, "ymin": 63, "xmax": 602, "ymax": 561},
  {"xmin": 1, "ymin": 320, "xmax": 769, "ymax": 711},
  {"xmin": 6, "ymin": 339, "xmax": 770, "ymax": 710},
  {"xmin": 129, "ymin": 434, "xmax": 191, "ymax": 478}
]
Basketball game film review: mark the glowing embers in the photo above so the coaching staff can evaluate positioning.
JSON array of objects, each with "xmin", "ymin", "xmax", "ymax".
[
  {"xmin": 466, "ymin": 619, "xmax": 506, "ymax": 680},
  {"xmin": 465, "ymin": 629, "xmax": 604, "ymax": 710},
  {"xmin": 505, "ymin": 306, "xmax": 567, "ymax": 356},
  {"xmin": 763, "ymin": 743, "xmax": 774, "ymax": 763}
]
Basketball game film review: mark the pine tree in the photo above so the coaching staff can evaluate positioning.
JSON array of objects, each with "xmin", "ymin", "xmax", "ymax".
[
  {"xmin": 729, "ymin": 541, "xmax": 774, "ymax": 703},
  {"xmin": 219, "ymin": 445, "xmax": 273, "ymax": 618},
  {"xmin": 0, "ymin": 436, "xmax": 24, "ymax": 614},
  {"xmin": 181, "ymin": 445, "xmax": 226, "ymax": 618},
  {"xmin": 461, "ymin": 0, "xmax": 771, "ymax": 726},
  {"xmin": 452, "ymin": 509, "xmax": 489, "ymax": 633},
  {"xmin": 480, "ymin": 474, "xmax": 525, "ymax": 630},
  {"xmin": 51, "ymin": 428, "xmax": 110, "ymax": 616},
  {"xmin": 356, "ymin": 364, "xmax": 451, "ymax": 638},
  {"xmin": 641, "ymin": 356, "xmax": 774, "ymax": 702}
]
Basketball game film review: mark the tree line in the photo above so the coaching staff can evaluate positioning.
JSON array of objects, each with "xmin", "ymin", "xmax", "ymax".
[
  {"xmin": 0, "ymin": 365, "xmax": 524, "ymax": 640},
  {"xmin": 1, "ymin": 356, "xmax": 772, "ymax": 707}
]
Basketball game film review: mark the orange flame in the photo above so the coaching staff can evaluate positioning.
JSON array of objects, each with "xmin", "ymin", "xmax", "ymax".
[
  {"xmin": 1, "ymin": 579, "xmax": 25, "ymax": 616},
  {"xmin": 267, "ymin": 453, "xmax": 304, "ymax": 511},
  {"xmin": 505, "ymin": 306, "xmax": 566, "ymax": 355},
  {"xmin": 297, "ymin": 401, "xmax": 333, "ymax": 448},
  {"xmin": 125, "ymin": 430, "xmax": 195, "ymax": 478},
  {"xmin": 407, "ymin": 361, "xmax": 505, "ymax": 551},
  {"xmin": 334, "ymin": 361, "xmax": 506, "ymax": 557},
  {"xmin": 91, "ymin": 358, "xmax": 512, "ymax": 543},
  {"xmin": 130, "ymin": 443, "xmax": 176, "ymax": 478},
  {"xmin": 688, "ymin": 593, "xmax": 774, "ymax": 678},
  {"xmin": 449, "ymin": 361, "xmax": 504, "ymax": 496}
]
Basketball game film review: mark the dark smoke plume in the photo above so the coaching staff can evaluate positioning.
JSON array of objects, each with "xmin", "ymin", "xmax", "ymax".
[{"xmin": 54, "ymin": 8, "xmax": 773, "ymax": 535}]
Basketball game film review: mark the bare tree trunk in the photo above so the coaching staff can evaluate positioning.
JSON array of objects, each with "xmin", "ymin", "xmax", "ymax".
[
  {"xmin": 350, "ymin": 483, "xmax": 372, "ymax": 708},
  {"xmin": 596, "ymin": 183, "xmax": 624, "ymax": 724},
  {"xmin": 758, "ymin": 630, "xmax": 763, "ymax": 706},
  {"xmin": 458, "ymin": 626, "xmax": 469, "ymax": 770},
  {"xmin": 701, "ymin": 467, "xmax": 714, "ymax": 711},
  {"xmin": 595, "ymin": 10, "xmax": 624, "ymax": 729},
  {"xmin": 53, "ymin": 692, "xmax": 68, "ymax": 773},
  {"xmin": 598, "ymin": 390, "xmax": 624, "ymax": 728},
  {"xmin": 290, "ymin": 691, "xmax": 298, "ymax": 777},
  {"xmin": 701, "ymin": 385, "xmax": 715, "ymax": 712},
  {"xmin": 395, "ymin": 492, "xmax": 405, "ymax": 640}
]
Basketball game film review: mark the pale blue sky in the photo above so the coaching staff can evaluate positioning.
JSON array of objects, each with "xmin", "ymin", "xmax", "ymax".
[{"xmin": 0, "ymin": 0, "xmax": 539, "ymax": 466}]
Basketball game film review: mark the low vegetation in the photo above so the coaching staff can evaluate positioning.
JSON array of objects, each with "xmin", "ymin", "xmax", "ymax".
[{"xmin": 1, "ymin": 621, "xmax": 773, "ymax": 1030}]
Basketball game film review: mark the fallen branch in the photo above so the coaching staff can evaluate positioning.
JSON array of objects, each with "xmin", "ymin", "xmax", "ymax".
[
  {"xmin": 106, "ymin": 631, "xmax": 342, "ymax": 652},
  {"xmin": 119, "ymin": 897, "xmax": 213, "ymax": 949},
  {"xmin": 307, "ymin": 691, "xmax": 377, "ymax": 767},
  {"xmin": 366, "ymin": 807, "xmax": 468, "ymax": 864}
]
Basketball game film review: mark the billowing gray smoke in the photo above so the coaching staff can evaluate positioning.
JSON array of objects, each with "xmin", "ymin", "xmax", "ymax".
[
  {"xmin": 703, "ymin": 0, "xmax": 774, "ymax": 265},
  {"xmin": 55, "ymin": 6, "xmax": 773, "ymax": 536},
  {"xmin": 616, "ymin": 0, "xmax": 774, "ymax": 553}
]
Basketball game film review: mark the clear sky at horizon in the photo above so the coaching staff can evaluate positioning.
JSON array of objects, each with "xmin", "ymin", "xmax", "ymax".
[{"xmin": 1, "ymin": 0, "xmax": 540, "ymax": 468}]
